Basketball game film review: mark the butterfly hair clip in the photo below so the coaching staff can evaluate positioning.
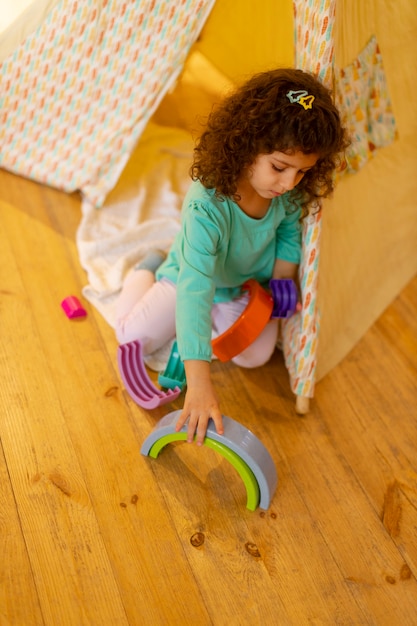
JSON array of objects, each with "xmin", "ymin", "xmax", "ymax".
[{"xmin": 286, "ymin": 89, "xmax": 315, "ymax": 110}]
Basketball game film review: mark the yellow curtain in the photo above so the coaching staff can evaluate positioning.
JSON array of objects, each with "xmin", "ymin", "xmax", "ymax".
[{"xmin": 316, "ymin": 0, "xmax": 417, "ymax": 379}]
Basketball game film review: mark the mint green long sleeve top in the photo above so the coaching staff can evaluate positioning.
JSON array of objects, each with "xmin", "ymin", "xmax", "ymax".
[{"xmin": 156, "ymin": 181, "xmax": 302, "ymax": 362}]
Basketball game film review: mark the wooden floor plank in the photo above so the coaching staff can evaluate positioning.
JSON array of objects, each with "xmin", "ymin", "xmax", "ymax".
[
  {"xmin": 0, "ymin": 441, "xmax": 44, "ymax": 626},
  {"xmin": 1, "ymin": 168, "xmax": 416, "ymax": 625},
  {"xmin": 1, "ymin": 194, "xmax": 212, "ymax": 625},
  {"xmin": 216, "ymin": 352, "xmax": 417, "ymax": 625},
  {"xmin": 1, "ymin": 202, "xmax": 130, "ymax": 626}
]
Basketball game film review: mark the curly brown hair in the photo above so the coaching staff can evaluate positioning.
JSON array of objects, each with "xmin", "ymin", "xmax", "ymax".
[{"xmin": 191, "ymin": 68, "xmax": 349, "ymax": 217}]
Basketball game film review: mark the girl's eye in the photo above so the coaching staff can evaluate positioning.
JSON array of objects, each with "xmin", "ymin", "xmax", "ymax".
[{"xmin": 272, "ymin": 165, "xmax": 284, "ymax": 172}]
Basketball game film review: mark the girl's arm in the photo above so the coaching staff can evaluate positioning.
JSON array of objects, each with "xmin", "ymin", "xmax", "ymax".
[
  {"xmin": 272, "ymin": 258, "xmax": 299, "ymax": 280},
  {"xmin": 175, "ymin": 359, "xmax": 224, "ymax": 445}
]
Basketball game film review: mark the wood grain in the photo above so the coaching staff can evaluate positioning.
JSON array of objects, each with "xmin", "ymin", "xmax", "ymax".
[{"xmin": 1, "ymin": 168, "xmax": 416, "ymax": 625}]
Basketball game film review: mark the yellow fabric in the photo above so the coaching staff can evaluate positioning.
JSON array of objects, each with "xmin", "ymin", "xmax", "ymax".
[
  {"xmin": 194, "ymin": 0, "xmax": 294, "ymax": 81},
  {"xmin": 0, "ymin": 0, "xmax": 59, "ymax": 62},
  {"xmin": 154, "ymin": 0, "xmax": 295, "ymax": 148},
  {"xmin": 0, "ymin": 0, "xmax": 37, "ymax": 33},
  {"xmin": 316, "ymin": 0, "xmax": 417, "ymax": 379}
]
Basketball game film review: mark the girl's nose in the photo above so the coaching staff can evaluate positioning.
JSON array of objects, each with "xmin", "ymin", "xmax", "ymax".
[{"xmin": 280, "ymin": 170, "xmax": 299, "ymax": 192}]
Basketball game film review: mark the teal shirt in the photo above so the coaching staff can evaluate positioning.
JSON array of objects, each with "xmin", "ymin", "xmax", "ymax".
[{"xmin": 156, "ymin": 181, "xmax": 302, "ymax": 362}]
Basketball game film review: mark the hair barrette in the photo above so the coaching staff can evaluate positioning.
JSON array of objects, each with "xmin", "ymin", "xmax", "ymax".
[{"xmin": 286, "ymin": 89, "xmax": 315, "ymax": 110}]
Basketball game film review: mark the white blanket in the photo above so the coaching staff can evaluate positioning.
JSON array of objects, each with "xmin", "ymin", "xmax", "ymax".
[{"xmin": 76, "ymin": 122, "xmax": 194, "ymax": 333}]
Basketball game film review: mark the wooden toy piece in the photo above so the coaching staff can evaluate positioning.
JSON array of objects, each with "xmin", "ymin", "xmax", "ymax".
[
  {"xmin": 158, "ymin": 340, "xmax": 186, "ymax": 391},
  {"xmin": 269, "ymin": 279, "xmax": 298, "ymax": 318},
  {"xmin": 117, "ymin": 340, "xmax": 181, "ymax": 410},
  {"xmin": 147, "ymin": 430, "xmax": 260, "ymax": 511},
  {"xmin": 211, "ymin": 279, "xmax": 274, "ymax": 362},
  {"xmin": 140, "ymin": 410, "xmax": 278, "ymax": 510},
  {"xmin": 61, "ymin": 295, "xmax": 87, "ymax": 318}
]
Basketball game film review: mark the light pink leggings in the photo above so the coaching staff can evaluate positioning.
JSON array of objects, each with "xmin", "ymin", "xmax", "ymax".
[{"xmin": 115, "ymin": 270, "xmax": 278, "ymax": 368}]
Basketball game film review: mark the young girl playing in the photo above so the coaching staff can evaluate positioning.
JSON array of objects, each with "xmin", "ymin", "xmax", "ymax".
[{"xmin": 116, "ymin": 67, "xmax": 348, "ymax": 445}]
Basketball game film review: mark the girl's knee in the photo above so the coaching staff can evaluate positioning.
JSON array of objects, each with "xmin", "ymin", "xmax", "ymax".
[
  {"xmin": 115, "ymin": 323, "xmax": 166, "ymax": 355},
  {"xmin": 115, "ymin": 317, "xmax": 142, "ymax": 346},
  {"xmin": 232, "ymin": 321, "xmax": 278, "ymax": 368},
  {"xmin": 115, "ymin": 320, "xmax": 137, "ymax": 346},
  {"xmin": 232, "ymin": 346, "xmax": 275, "ymax": 369},
  {"xmin": 115, "ymin": 277, "xmax": 176, "ymax": 348}
]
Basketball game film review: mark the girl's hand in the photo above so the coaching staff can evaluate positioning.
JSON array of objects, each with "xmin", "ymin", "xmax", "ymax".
[{"xmin": 175, "ymin": 360, "xmax": 224, "ymax": 445}]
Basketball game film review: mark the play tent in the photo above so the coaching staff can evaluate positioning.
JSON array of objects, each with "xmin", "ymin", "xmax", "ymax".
[{"xmin": 1, "ymin": 0, "xmax": 416, "ymax": 410}]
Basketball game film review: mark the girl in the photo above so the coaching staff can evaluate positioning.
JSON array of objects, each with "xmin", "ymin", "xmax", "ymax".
[{"xmin": 116, "ymin": 68, "xmax": 348, "ymax": 445}]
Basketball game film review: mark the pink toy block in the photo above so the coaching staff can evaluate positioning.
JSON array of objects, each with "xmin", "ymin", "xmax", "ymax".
[{"xmin": 61, "ymin": 296, "xmax": 87, "ymax": 318}]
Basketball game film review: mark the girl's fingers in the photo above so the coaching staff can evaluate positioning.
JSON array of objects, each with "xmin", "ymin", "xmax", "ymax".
[
  {"xmin": 175, "ymin": 409, "xmax": 188, "ymax": 432},
  {"xmin": 212, "ymin": 413, "xmax": 224, "ymax": 435},
  {"xmin": 176, "ymin": 407, "xmax": 224, "ymax": 445},
  {"xmin": 195, "ymin": 419, "xmax": 208, "ymax": 446},
  {"xmin": 187, "ymin": 414, "xmax": 199, "ymax": 443},
  {"xmin": 195, "ymin": 412, "xmax": 224, "ymax": 445}
]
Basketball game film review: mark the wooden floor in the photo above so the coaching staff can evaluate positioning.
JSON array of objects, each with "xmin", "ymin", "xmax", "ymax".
[{"xmin": 1, "ymin": 167, "xmax": 416, "ymax": 626}]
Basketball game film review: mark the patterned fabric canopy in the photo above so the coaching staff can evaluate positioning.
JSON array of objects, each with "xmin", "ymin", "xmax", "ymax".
[{"xmin": 0, "ymin": 0, "xmax": 215, "ymax": 207}]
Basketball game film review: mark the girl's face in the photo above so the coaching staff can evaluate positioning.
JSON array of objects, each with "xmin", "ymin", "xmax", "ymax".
[{"xmin": 246, "ymin": 150, "xmax": 319, "ymax": 199}]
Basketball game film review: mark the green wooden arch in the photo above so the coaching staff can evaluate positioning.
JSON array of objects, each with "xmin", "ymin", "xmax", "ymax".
[{"xmin": 148, "ymin": 433, "xmax": 260, "ymax": 511}]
